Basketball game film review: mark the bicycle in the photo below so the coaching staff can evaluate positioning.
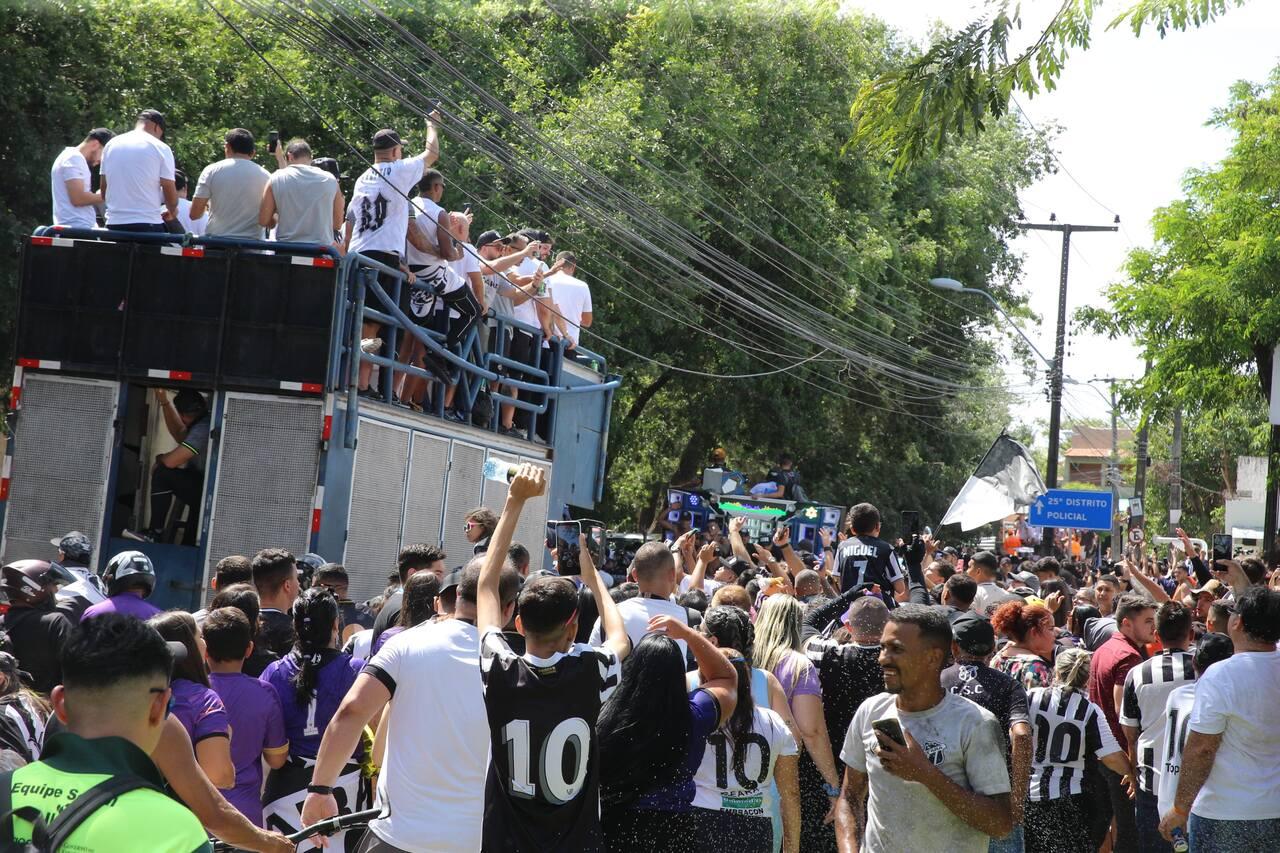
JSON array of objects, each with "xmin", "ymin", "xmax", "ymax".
[{"xmin": 212, "ymin": 808, "xmax": 384, "ymax": 852}]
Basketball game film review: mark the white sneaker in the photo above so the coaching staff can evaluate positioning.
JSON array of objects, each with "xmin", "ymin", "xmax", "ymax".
[{"xmin": 361, "ymin": 337, "xmax": 384, "ymax": 353}]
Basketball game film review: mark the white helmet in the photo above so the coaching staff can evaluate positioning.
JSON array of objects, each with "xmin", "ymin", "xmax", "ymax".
[{"xmin": 104, "ymin": 550, "xmax": 156, "ymax": 598}]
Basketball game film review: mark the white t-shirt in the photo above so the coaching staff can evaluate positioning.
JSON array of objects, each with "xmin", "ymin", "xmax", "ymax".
[
  {"xmin": 405, "ymin": 197, "xmax": 448, "ymax": 268},
  {"xmin": 100, "ymin": 128, "xmax": 176, "ymax": 226},
  {"xmin": 692, "ymin": 706, "xmax": 797, "ymax": 815},
  {"xmin": 543, "ymin": 272, "xmax": 592, "ymax": 346},
  {"xmin": 175, "ymin": 198, "xmax": 206, "ymax": 236},
  {"xmin": 51, "ymin": 147, "xmax": 97, "ymax": 228},
  {"xmin": 679, "ymin": 574, "xmax": 724, "ymax": 597},
  {"xmin": 589, "ymin": 594, "xmax": 689, "ymax": 660},
  {"xmin": 510, "ymin": 257, "xmax": 547, "ymax": 328},
  {"xmin": 1156, "ymin": 682, "xmax": 1196, "ymax": 818},
  {"xmin": 347, "ymin": 154, "xmax": 428, "ymax": 256},
  {"xmin": 972, "ymin": 582, "xmax": 1022, "ymax": 618},
  {"xmin": 193, "ymin": 157, "xmax": 270, "ymax": 239},
  {"xmin": 1187, "ymin": 650, "xmax": 1280, "ymax": 820},
  {"xmin": 364, "ymin": 619, "xmax": 489, "ymax": 852},
  {"xmin": 841, "ymin": 691, "xmax": 1010, "ymax": 853}
]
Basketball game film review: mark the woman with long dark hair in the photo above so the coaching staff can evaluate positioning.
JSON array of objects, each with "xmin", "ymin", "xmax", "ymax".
[
  {"xmin": 150, "ymin": 610, "xmax": 234, "ymax": 788},
  {"xmin": 260, "ymin": 588, "xmax": 367, "ymax": 844},
  {"xmin": 370, "ymin": 570, "xmax": 440, "ymax": 655},
  {"xmin": 599, "ymin": 615, "xmax": 737, "ymax": 852},
  {"xmin": 690, "ymin": 648, "xmax": 800, "ymax": 852}
]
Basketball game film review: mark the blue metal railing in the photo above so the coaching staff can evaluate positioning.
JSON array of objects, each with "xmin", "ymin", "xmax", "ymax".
[{"xmin": 338, "ymin": 251, "xmax": 619, "ymax": 449}]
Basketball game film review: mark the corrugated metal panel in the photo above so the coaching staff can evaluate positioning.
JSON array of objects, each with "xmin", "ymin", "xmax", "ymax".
[
  {"xmin": 441, "ymin": 441, "xmax": 485, "ymax": 568},
  {"xmin": 516, "ymin": 456, "xmax": 553, "ymax": 557},
  {"xmin": 401, "ymin": 433, "xmax": 449, "ymax": 549},
  {"xmin": 205, "ymin": 394, "xmax": 322, "ymax": 583},
  {"xmin": 345, "ymin": 419, "xmax": 410, "ymax": 603},
  {"xmin": 2, "ymin": 375, "xmax": 116, "ymax": 568}
]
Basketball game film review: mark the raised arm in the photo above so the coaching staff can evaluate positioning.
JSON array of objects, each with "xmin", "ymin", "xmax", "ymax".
[
  {"xmin": 687, "ymin": 543, "xmax": 716, "ymax": 592},
  {"xmin": 727, "ymin": 516, "xmax": 753, "ymax": 563},
  {"xmin": 648, "ymin": 614, "xmax": 737, "ymax": 725},
  {"xmin": 422, "ymin": 111, "xmax": 441, "ymax": 166},
  {"xmin": 579, "ymin": 533, "xmax": 629, "ymax": 662},
  {"xmin": 477, "ymin": 463, "xmax": 546, "ymax": 634}
]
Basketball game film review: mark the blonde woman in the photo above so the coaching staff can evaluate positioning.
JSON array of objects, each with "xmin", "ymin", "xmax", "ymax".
[
  {"xmin": 752, "ymin": 596, "xmax": 841, "ymax": 820},
  {"xmin": 1023, "ymin": 647, "xmax": 1133, "ymax": 853}
]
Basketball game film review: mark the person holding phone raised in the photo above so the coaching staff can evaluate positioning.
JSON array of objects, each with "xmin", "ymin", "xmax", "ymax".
[{"xmin": 833, "ymin": 604, "xmax": 1012, "ymax": 853}]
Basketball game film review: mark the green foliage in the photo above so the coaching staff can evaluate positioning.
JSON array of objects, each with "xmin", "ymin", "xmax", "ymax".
[
  {"xmin": 0, "ymin": 0, "xmax": 1051, "ymax": 529},
  {"xmin": 848, "ymin": 0, "xmax": 1249, "ymax": 171}
]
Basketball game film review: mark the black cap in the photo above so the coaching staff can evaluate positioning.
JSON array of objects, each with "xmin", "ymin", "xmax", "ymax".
[
  {"xmin": 372, "ymin": 129, "xmax": 402, "ymax": 150},
  {"xmin": 312, "ymin": 157, "xmax": 342, "ymax": 180},
  {"xmin": 137, "ymin": 109, "xmax": 166, "ymax": 137},
  {"xmin": 952, "ymin": 612, "xmax": 996, "ymax": 656},
  {"xmin": 475, "ymin": 229, "xmax": 503, "ymax": 249},
  {"xmin": 439, "ymin": 570, "xmax": 463, "ymax": 594},
  {"xmin": 1194, "ymin": 632, "xmax": 1233, "ymax": 672}
]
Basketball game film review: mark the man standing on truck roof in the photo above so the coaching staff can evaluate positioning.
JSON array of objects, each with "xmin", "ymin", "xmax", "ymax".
[{"xmin": 124, "ymin": 389, "xmax": 210, "ymax": 544}]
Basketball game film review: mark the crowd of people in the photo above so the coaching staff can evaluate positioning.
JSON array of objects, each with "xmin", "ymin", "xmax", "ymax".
[
  {"xmin": 49, "ymin": 110, "xmax": 595, "ymax": 441},
  {"xmin": 0, "ymin": 479, "xmax": 1277, "ymax": 852}
]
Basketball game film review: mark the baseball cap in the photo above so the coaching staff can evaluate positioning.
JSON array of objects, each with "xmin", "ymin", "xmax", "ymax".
[
  {"xmin": 951, "ymin": 613, "xmax": 996, "ymax": 657},
  {"xmin": 372, "ymin": 129, "xmax": 402, "ymax": 150},
  {"xmin": 1011, "ymin": 570, "xmax": 1041, "ymax": 593},
  {"xmin": 137, "ymin": 109, "xmax": 166, "ymax": 137},
  {"xmin": 0, "ymin": 652, "xmax": 33, "ymax": 686},
  {"xmin": 475, "ymin": 229, "xmax": 503, "ymax": 249},
  {"xmin": 51, "ymin": 531, "xmax": 92, "ymax": 562},
  {"xmin": 439, "ymin": 570, "xmax": 464, "ymax": 594},
  {"xmin": 1194, "ymin": 631, "xmax": 1234, "ymax": 671},
  {"xmin": 1196, "ymin": 579, "xmax": 1225, "ymax": 598}
]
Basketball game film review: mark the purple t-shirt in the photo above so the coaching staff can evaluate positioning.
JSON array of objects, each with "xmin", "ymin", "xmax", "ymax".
[
  {"xmin": 210, "ymin": 671, "xmax": 288, "ymax": 825},
  {"xmin": 773, "ymin": 649, "xmax": 822, "ymax": 702},
  {"xmin": 632, "ymin": 688, "xmax": 720, "ymax": 811},
  {"xmin": 170, "ymin": 677, "xmax": 230, "ymax": 746},
  {"xmin": 79, "ymin": 593, "xmax": 162, "ymax": 622},
  {"xmin": 371, "ymin": 625, "xmax": 404, "ymax": 656},
  {"xmin": 260, "ymin": 652, "xmax": 363, "ymax": 760}
]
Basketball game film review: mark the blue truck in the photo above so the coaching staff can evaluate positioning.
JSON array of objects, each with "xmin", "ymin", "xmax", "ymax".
[{"xmin": 0, "ymin": 228, "xmax": 618, "ymax": 610}]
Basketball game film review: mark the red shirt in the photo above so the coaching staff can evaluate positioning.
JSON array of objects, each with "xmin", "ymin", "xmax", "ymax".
[{"xmin": 1088, "ymin": 631, "xmax": 1147, "ymax": 748}]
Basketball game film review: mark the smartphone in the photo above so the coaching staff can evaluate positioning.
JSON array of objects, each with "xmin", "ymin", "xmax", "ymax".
[
  {"xmin": 556, "ymin": 521, "xmax": 582, "ymax": 574},
  {"xmin": 462, "ymin": 202, "xmax": 473, "ymax": 215},
  {"xmin": 268, "ymin": 130, "xmax": 280, "ymax": 153},
  {"xmin": 1211, "ymin": 533, "xmax": 1232, "ymax": 563},
  {"xmin": 871, "ymin": 717, "xmax": 906, "ymax": 748},
  {"xmin": 428, "ymin": 98, "xmax": 441, "ymax": 114},
  {"xmin": 902, "ymin": 511, "xmax": 920, "ymax": 539},
  {"xmin": 588, "ymin": 525, "xmax": 605, "ymax": 565}
]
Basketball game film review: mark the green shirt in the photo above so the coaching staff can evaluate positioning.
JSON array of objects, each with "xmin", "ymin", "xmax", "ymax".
[{"xmin": 9, "ymin": 731, "xmax": 210, "ymax": 852}]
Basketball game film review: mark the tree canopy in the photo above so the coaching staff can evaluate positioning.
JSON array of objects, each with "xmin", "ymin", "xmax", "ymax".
[{"xmin": 0, "ymin": 0, "xmax": 1053, "ymax": 530}]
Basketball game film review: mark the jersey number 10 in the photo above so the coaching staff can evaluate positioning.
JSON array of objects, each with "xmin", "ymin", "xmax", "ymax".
[{"xmin": 502, "ymin": 717, "xmax": 592, "ymax": 805}]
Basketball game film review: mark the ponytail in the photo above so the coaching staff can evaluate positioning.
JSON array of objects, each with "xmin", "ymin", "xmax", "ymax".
[
  {"xmin": 290, "ymin": 587, "xmax": 340, "ymax": 707},
  {"xmin": 719, "ymin": 648, "xmax": 755, "ymax": 780},
  {"xmin": 1053, "ymin": 647, "xmax": 1092, "ymax": 692}
]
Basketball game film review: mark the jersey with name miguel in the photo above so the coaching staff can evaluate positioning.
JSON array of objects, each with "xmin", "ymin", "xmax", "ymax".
[{"xmin": 836, "ymin": 535, "xmax": 904, "ymax": 600}]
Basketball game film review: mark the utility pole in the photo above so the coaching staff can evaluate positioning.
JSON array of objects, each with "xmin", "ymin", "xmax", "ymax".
[
  {"xmin": 1095, "ymin": 376, "xmax": 1124, "ymax": 558},
  {"xmin": 1019, "ymin": 217, "xmax": 1118, "ymax": 555},
  {"xmin": 1169, "ymin": 408, "xmax": 1183, "ymax": 536},
  {"xmin": 1132, "ymin": 360, "xmax": 1151, "ymax": 539}
]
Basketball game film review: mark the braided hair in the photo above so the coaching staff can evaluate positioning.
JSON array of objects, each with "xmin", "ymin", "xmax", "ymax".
[{"xmin": 290, "ymin": 587, "xmax": 340, "ymax": 707}]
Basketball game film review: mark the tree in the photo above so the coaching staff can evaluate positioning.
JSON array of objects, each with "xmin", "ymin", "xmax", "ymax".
[{"xmin": 849, "ymin": 0, "xmax": 1250, "ymax": 170}]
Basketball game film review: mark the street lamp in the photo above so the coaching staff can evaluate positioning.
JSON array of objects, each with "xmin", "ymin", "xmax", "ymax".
[{"xmin": 931, "ymin": 276, "xmax": 1064, "ymax": 555}]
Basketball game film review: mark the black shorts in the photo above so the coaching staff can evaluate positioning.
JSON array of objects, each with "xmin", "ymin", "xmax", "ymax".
[
  {"xmin": 357, "ymin": 250, "xmax": 401, "ymax": 321},
  {"xmin": 405, "ymin": 264, "xmax": 440, "ymax": 329}
]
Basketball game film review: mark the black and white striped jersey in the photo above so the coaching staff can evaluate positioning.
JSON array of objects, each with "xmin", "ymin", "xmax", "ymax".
[
  {"xmin": 1119, "ymin": 649, "xmax": 1195, "ymax": 793},
  {"xmin": 1026, "ymin": 686, "xmax": 1120, "ymax": 801}
]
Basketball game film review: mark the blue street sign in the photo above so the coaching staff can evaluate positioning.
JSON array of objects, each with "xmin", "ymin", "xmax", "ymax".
[{"xmin": 1028, "ymin": 489, "xmax": 1115, "ymax": 531}]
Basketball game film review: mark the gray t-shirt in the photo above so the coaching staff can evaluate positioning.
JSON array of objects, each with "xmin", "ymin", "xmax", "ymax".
[
  {"xmin": 180, "ymin": 419, "xmax": 211, "ymax": 471},
  {"xmin": 193, "ymin": 157, "xmax": 270, "ymax": 239},
  {"xmin": 269, "ymin": 164, "xmax": 337, "ymax": 245},
  {"xmin": 842, "ymin": 691, "xmax": 1011, "ymax": 853}
]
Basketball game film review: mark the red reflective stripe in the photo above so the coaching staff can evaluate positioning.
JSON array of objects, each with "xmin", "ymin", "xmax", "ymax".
[
  {"xmin": 301, "ymin": 383, "xmax": 323, "ymax": 394},
  {"xmin": 182, "ymin": 247, "xmax": 204, "ymax": 258},
  {"xmin": 148, "ymin": 370, "xmax": 192, "ymax": 380},
  {"xmin": 322, "ymin": 415, "xmax": 333, "ymax": 441},
  {"xmin": 311, "ymin": 509, "xmax": 322, "ymax": 533},
  {"xmin": 0, "ymin": 480, "xmax": 9, "ymax": 502},
  {"xmin": 30, "ymin": 236, "xmax": 52, "ymax": 246},
  {"xmin": 312, "ymin": 257, "xmax": 335, "ymax": 268},
  {"xmin": 16, "ymin": 359, "xmax": 38, "ymax": 369}
]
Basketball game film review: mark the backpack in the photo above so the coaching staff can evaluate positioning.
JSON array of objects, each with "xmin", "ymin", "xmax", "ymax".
[{"xmin": 0, "ymin": 773, "xmax": 159, "ymax": 852}]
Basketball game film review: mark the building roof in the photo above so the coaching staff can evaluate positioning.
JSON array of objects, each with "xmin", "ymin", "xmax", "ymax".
[{"xmin": 1064, "ymin": 425, "xmax": 1134, "ymax": 459}]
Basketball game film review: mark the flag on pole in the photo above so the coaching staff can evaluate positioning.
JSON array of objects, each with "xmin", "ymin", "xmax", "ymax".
[{"xmin": 941, "ymin": 433, "xmax": 1047, "ymax": 531}]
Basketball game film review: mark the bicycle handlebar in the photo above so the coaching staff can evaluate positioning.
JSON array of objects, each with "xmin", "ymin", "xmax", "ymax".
[{"xmin": 284, "ymin": 808, "xmax": 384, "ymax": 844}]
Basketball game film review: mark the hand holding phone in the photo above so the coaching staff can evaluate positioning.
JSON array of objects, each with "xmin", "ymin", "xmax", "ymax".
[
  {"xmin": 1211, "ymin": 533, "xmax": 1232, "ymax": 563},
  {"xmin": 556, "ymin": 521, "xmax": 582, "ymax": 574},
  {"xmin": 871, "ymin": 717, "xmax": 906, "ymax": 747}
]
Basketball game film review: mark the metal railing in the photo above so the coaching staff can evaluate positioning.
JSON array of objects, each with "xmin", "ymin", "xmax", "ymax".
[{"xmin": 338, "ymin": 251, "xmax": 619, "ymax": 449}]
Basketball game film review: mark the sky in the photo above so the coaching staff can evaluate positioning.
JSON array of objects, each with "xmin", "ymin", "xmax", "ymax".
[{"xmin": 848, "ymin": 0, "xmax": 1280, "ymax": 442}]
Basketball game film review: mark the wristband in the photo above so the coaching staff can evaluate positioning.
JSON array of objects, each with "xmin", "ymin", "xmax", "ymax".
[
  {"xmin": 822, "ymin": 781, "xmax": 841, "ymax": 798},
  {"xmin": 306, "ymin": 784, "xmax": 334, "ymax": 796}
]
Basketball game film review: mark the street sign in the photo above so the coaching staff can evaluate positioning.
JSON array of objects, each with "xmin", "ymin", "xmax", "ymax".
[
  {"xmin": 1129, "ymin": 528, "xmax": 1145, "ymax": 544},
  {"xmin": 1028, "ymin": 489, "xmax": 1115, "ymax": 531},
  {"xmin": 1130, "ymin": 497, "xmax": 1144, "ymax": 519}
]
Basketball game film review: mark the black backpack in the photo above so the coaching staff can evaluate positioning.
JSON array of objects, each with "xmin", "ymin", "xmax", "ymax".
[{"xmin": 0, "ymin": 773, "xmax": 159, "ymax": 852}]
